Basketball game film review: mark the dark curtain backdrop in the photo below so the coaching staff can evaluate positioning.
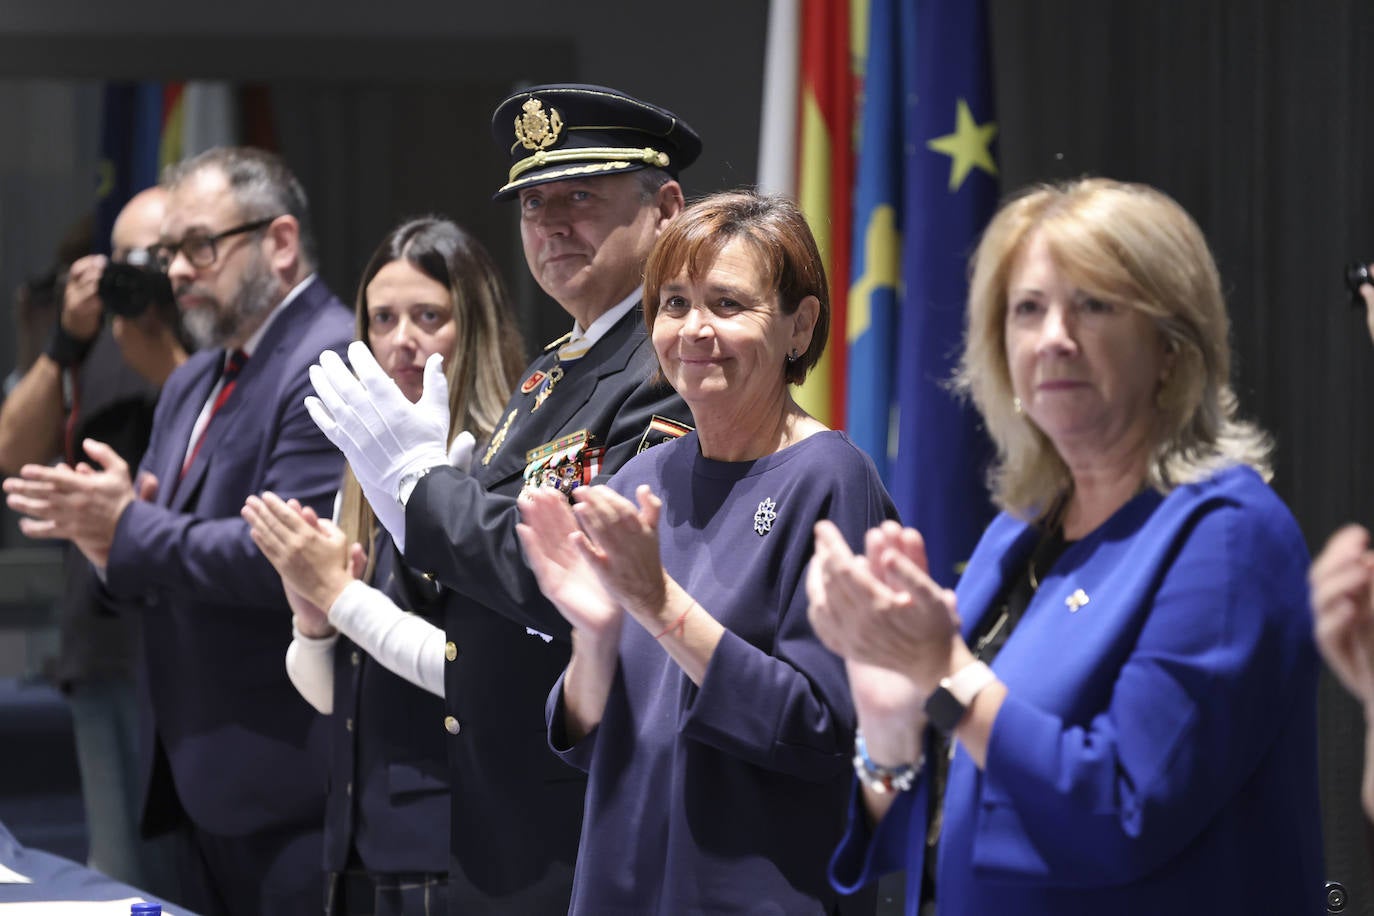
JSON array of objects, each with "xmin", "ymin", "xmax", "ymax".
[
  {"xmin": 268, "ymin": 80, "xmax": 555, "ymax": 345},
  {"xmin": 991, "ymin": 1, "xmax": 1372, "ymax": 909}
]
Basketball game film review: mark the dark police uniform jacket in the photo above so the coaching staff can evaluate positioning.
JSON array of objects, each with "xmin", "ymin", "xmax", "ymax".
[{"xmin": 403, "ymin": 302, "xmax": 692, "ymax": 913}]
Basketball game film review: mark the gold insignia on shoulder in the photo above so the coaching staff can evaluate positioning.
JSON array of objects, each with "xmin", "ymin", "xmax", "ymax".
[
  {"xmin": 482, "ymin": 408, "xmax": 519, "ymax": 467},
  {"xmin": 543, "ymin": 331, "xmax": 573, "ymax": 352},
  {"xmin": 514, "ymin": 98, "xmax": 563, "ymax": 151}
]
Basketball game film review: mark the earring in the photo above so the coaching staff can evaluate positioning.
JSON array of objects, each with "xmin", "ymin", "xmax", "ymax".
[
  {"xmin": 1013, "ymin": 396, "xmax": 1023, "ymax": 415},
  {"xmin": 785, "ymin": 348, "xmax": 798, "ymax": 365}
]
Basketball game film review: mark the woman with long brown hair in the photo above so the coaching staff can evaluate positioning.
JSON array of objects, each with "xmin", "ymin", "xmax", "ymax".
[{"xmin": 242, "ymin": 216, "xmax": 523, "ymax": 914}]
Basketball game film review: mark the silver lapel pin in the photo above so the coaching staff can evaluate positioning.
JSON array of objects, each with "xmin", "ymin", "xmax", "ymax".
[{"xmin": 753, "ymin": 498, "xmax": 778, "ymax": 536}]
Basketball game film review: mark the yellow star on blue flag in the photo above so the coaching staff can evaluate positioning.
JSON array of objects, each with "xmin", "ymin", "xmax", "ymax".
[
  {"xmin": 926, "ymin": 98, "xmax": 998, "ymax": 192},
  {"xmin": 864, "ymin": 0, "xmax": 998, "ymax": 589}
]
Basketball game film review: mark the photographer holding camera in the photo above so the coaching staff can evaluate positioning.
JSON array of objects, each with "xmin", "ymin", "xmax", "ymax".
[
  {"xmin": 0, "ymin": 185, "xmax": 185, "ymax": 894},
  {"xmin": 81, "ymin": 247, "xmax": 186, "ymax": 388}
]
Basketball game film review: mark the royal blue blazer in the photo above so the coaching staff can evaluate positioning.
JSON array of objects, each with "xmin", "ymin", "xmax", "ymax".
[{"xmin": 832, "ymin": 465, "xmax": 1325, "ymax": 914}]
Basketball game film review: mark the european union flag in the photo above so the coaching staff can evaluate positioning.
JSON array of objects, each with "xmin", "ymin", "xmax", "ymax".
[
  {"xmin": 849, "ymin": 0, "xmax": 998, "ymax": 588},
  {"xmin": 894, "ymin": 0, "xmax": 998, "ymax": 587},
  {"xmin": 94, "ymin": 82, "xmax": 164, "ymax": 256}
]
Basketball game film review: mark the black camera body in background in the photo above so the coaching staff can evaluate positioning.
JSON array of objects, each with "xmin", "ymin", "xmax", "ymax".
[{"xmin": 96, "ymin": 262, "xmax": 176, "ymax": 318}]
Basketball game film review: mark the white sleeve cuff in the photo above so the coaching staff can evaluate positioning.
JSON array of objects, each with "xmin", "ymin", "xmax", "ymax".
[
  {"xmin": 285, "ymin": 624, "xmax": 338, "ymax": 714},
  {"xmin": 328, "ymin": 578, "xmax": 446, "ymax": 698}
]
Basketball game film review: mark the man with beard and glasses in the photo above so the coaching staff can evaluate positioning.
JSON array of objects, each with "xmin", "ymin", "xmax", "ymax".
[{"xmin": 4, "ymin": 146, "xmax": 353, "ymax": 916}]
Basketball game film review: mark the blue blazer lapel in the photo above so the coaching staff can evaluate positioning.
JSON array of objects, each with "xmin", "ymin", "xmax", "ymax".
[
  {"xmin": 161, "ymin": 352, "xmax": 222, "ymax": 509},
  {"xmin": 992, "ymin": 489, "xmax": 1167, "ymax": 691},
  {"xmin": 957, "ymin": 514, "xmax": 1040, "ymax": 641},
  {"xmin": 173, "ymin": 356, "xmax": 255, "ymax": 511}
]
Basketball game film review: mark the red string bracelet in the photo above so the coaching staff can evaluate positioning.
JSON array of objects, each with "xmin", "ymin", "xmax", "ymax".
[{"xmin": 655, "ymin": 603, "xmax": 694, "ymax": 640}]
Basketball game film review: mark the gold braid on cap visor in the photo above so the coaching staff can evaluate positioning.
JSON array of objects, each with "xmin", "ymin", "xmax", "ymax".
[{"xmin": 507, "ymin": 146, "xmax": 671, "ymax": 185}]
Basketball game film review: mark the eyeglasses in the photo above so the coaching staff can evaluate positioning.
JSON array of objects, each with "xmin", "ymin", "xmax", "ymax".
[{"xmin": 152, "ymin": 216, "xmax": 281, "ymax": 271}]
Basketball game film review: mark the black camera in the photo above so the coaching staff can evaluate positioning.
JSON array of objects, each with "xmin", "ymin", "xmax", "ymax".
[
  {"xmin": 97, "ymin": 261, "xmax": 175, "ymax": 318},
  {"xmin": 1344, "ymin": 261, "xmax": 1373, "ymax": 308}
]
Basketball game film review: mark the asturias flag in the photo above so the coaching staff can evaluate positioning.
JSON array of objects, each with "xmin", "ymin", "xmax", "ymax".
[
  {"xmin": 845, "ymin": 0, "xmax": 904, "ymax": 481},
  {"xmin": 848, "ymin": 0, "xmax": 999, "ymax": 587}
]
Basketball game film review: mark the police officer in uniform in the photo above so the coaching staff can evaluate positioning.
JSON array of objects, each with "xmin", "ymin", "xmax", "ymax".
[{"xmin": 304, "ymin": 84, "xmax": 700, "ymax": 912}]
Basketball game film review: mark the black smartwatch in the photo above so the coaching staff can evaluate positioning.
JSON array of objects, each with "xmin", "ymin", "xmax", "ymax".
[{"xmin": 923, "ymin": 660, "xmax": 997, "ymax": 735}]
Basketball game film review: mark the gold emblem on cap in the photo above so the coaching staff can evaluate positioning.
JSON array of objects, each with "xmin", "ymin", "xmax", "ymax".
[{"xmin": 514, "ymin": 98, "xmax": 563, "ymax": 151}]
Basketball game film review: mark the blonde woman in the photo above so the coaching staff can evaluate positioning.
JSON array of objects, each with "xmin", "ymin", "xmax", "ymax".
[{"xmin": 812, "ymin": 179, "xmax": 1323, "ymax": 914}]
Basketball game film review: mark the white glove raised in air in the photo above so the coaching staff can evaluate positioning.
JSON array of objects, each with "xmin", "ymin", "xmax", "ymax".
[{"xmin": 305, "ymin": 341, "xmax": 450, "ymax": 552}]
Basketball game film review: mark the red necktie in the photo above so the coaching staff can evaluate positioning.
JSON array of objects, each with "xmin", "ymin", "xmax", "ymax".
[{"xmin": 180, "ymin": 349, "xmax": 248, "ymax": 480}]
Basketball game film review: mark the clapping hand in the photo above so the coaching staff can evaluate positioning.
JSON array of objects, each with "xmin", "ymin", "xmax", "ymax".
[
  {"xmin": 1311, "ymin": 524, "xmax": 1374, "ymax": 705},
  {"xmin": 242, "ymin": 491, "xmax": 365, "ymax": 624},
  {"xmin": 4, "ymin": 438, "xmax": 136, "ymax": 568},
  {"xmin": 517, "ymin": 486, "xmax": 623, "ymax": 639},
  {"xmin": 566, "ymin": 484, "xmax": 669, "ymax": 625},
  {"xmin": 809, "ymin": 520, "xmax": 960, "ymax": 693}
]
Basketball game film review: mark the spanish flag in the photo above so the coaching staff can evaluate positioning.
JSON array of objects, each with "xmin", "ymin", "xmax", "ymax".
[{"xmin": 757, "ymin": 0, "xmax": 861, "ymax": 428}]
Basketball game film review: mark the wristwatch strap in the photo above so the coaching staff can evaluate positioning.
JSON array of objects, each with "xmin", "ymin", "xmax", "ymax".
[{"xmin": 924, "ymin": 660, "xmax": 997, "ymax": 735}]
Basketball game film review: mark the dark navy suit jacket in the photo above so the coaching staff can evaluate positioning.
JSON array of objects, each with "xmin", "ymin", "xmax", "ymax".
[
  {"xmin": 323, "ymin": 535, "xmax": 450, "ymax": 875},
  {"xmin": 106, "ymin": 277, "xmax": 353, "ymax": 839}
]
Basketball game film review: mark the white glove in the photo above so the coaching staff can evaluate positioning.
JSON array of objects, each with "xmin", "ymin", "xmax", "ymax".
[
  {"xmin": 305, "ymin": 341, "xmax": 450, "ymax": 549},
  {"xmin": 447, "ymin": 430, "xmax": 476, "ymax": 473}
]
